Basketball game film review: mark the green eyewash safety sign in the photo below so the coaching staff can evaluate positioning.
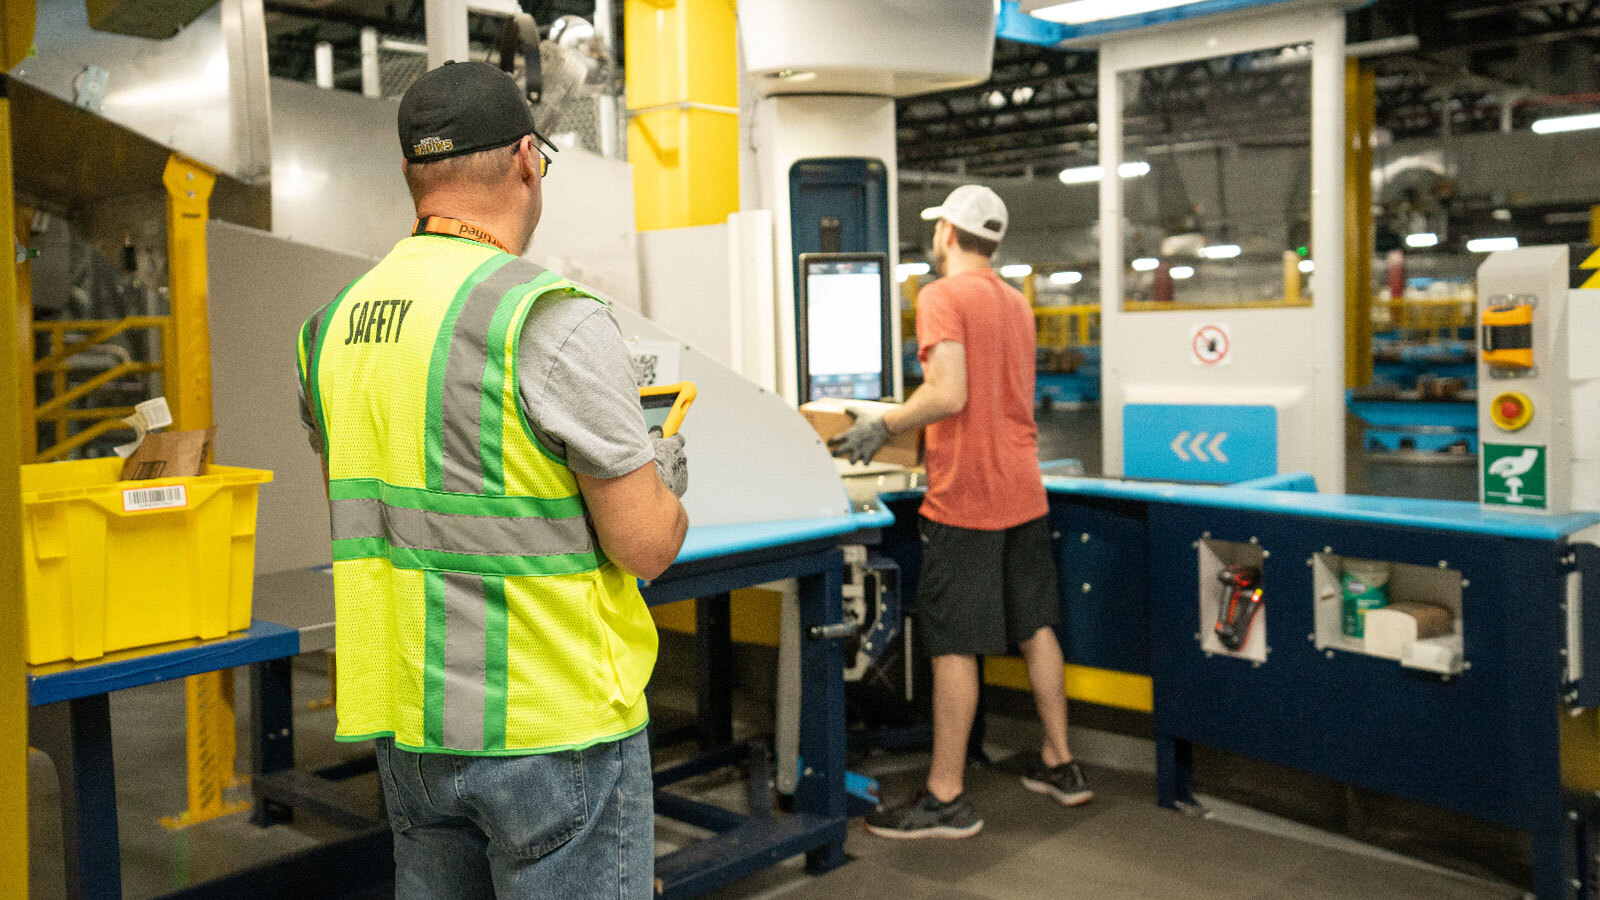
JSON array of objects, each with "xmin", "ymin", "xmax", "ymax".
[{"xmin": 1483, "ymin": 443, "xmax": 1547, "ymax": 509}]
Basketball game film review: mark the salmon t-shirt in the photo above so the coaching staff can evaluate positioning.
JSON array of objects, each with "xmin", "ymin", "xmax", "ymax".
[{"xmin": 916, "ymin": 268, "xmax": 1047, "ymax": 531}]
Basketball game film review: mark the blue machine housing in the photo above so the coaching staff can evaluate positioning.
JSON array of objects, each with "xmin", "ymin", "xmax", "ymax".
[
  {"xmin": 788, "ymin": 157, "xmax": 892, "ymax": 399},
  {"xmin": 872, "ymin": 473, "xmax": 1600, "ymax": 898}
]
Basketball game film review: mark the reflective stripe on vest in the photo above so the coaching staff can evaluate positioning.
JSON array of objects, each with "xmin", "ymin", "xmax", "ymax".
[
  {"xmin": 327, "ymin": 480, "xmax": 599, "ymax": 575},
  {"xmin": 304, "ymin": 241, "xmax": 654, "ymax": 754}
]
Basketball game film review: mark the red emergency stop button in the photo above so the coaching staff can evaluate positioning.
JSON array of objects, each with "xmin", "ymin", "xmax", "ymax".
[{"xmin": 1490, "ymin": 391, "xmax": 1534, "ymax": 431}]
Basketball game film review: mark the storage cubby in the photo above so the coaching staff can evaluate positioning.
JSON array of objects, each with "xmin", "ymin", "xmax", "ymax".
[
  {"xmin": 1312, "ymin": 553, "xmax": 1465, "ymax": 675},
  {"xmin": 1196, "ymin": 538, "xmax": 1268, "ymax": 663}
]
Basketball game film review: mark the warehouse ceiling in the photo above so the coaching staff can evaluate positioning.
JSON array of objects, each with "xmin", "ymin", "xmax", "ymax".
[
  {"xmin": 899, "ymin": 0, "xmax": 1600, "ymax": 179},
  {"xmin": 260, "ymin": 0, "xmax": 604, "ymax": 84},
  {"xmin": 260, "ymin": 0, "xmax": 1600, "ymax": 187}
]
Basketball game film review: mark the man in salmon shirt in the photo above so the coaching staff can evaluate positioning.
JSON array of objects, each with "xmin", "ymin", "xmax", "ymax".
[{"xmin": 831, "ymin": 184, "xmax": 1091, "ymax": 839}]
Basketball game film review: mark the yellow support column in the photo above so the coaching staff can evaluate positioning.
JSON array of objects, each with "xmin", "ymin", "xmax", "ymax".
[
  {"xmin": 0, "ymin": 82, "xmax": 32, "ymax": 900},
  {"xmin": 159, "ymin": 154, "xmax": 248, "ymax": 829},
  {"xmin": 1345, "ymin": 60, "xmax": 1376, "ymax": 389},
  {"xmin": 628, "ymin": 0, "xmax": 740, "ymax": 632},
  {"xmin": 625, "ymin": 0, "xmax": 739, "ymax": 231},
  {"xmin": 15, "ymin": 206, "xmax": 32, "ymax": 461},
  {"xmin": 163, "ymin": 155, "xmax": 216, "ymax": 429},
  {"xmin": 2, "ymin": 4, "xmax": 39, "ymax": 892}
]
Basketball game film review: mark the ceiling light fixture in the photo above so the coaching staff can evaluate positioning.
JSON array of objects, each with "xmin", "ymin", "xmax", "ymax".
[
  {"xmin": 1532, "ymin": 112, "xmax": 1600, "ymax": 135},
  {"xmin": 1170, "ymin": 266, "xmax": 1195, "ymax": 280},
  {"xmin": 1199, "ymin": 244, "xmax": 1242, "ymax": 260},
  {"xmin": 1405, "ymin": 232, "xmax": 1439, "ymax": 249},
  {"xmin": 895, "ymin": 262, "xmax": 931, "ymax": 281},
  {"xmin": 1050, "ymin": 271, "xmax": 1084, "ymax": 286},
  {"xmin": 1131, "ymin": 257, "xmax": 1160, "ymax": 272},
  {"xmin": 1058, "ymin": 161, "xmax": 1150, "ymax": 184},
  {"xmin": 1033, "ymin": 0, "xmax": 1210, "ymax": 26},
  {"xmin": 1467, "ymin": 237, "xmax": 1519, "ymax": 253},
  {"xmin": 1000, "ymin": 264, "xmax": 1034, "ymax": 278}
]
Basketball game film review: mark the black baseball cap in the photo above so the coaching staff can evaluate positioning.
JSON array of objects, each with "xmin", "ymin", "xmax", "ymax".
[{"xmin": 398, "ymin": 60, "xmax": 559, "ymax": 162}]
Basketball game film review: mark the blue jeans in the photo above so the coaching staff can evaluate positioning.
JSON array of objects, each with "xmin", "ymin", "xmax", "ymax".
[{"xmin": 374, "ymin": 730, "xmax": 654, "ymax": 900}]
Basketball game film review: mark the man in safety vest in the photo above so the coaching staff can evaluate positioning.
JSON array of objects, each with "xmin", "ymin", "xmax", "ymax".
[{"xmin": 297, "ymin": 61, "xmax": 688, "ymax": 898}]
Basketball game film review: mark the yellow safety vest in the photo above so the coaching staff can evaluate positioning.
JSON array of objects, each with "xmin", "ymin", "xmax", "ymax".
[{"xmin": 297, "ymin": 234, "xmax": 657, "ymax": 755}]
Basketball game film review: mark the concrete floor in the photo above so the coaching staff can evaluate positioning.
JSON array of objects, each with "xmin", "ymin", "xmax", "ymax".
[
  {"xmin": 28, "ymin": 659, "xmax": 360, "ymax": 899},
  {"xmin": 700, "ymin": 758, "xmax": 1520, "ymax": 900},
  {"xmin": 30, "ymin": 672, "xmax": 1523, "ymax": 900},
  {"xmin": 26, "ymin": 408, "xmax": 1506, "ymax": 899}
]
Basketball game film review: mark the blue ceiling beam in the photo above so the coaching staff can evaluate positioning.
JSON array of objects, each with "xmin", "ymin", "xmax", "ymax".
[{"xmin": 997, "ymin": 0, "xmax": 1372, "ymax": 46}]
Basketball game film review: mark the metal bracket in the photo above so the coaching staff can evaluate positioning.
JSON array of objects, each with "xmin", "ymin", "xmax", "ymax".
[
  {"xmin": 1568, "ymin": 543, "xmax": 1600, "ymax": 708},
  {"xmin": 807, "ymin": 622, "xmax": 856, "ymax": 642}
]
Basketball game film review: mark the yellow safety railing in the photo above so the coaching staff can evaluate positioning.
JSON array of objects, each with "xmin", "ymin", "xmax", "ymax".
[
  {"xmin": 1373, "ymin": 296, "xmax": 1475, "ymax": 341},
  {"xmin": 900, "ymin": 273, "xmax": 925, "ymax": 353},
  {"xmin": 29, "ymin": 316, "xmax": 172, "ymax": 462},
  {"xmin": 1034, "ymin": 303, "xmax": 1101, "ymax": 349}
]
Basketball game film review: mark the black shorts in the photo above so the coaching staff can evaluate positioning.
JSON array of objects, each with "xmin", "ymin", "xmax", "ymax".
[{"xmin": 916, "ymin": 515, "xmax": 1061, "ymax": 657}]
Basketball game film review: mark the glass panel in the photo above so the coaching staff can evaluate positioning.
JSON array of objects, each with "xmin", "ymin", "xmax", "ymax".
[{"xmin": 1118, "ymin": 44, "xmax": 1314, "ymax": 311}]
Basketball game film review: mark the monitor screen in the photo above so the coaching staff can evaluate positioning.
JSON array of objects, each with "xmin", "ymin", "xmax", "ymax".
[
  {"xmin": 640, "ymin": 390, "xmax": 678, "ymax": 436},
  {"xmin": 801, "ymin": 255, "xmax": 890, "ymax": 403}
]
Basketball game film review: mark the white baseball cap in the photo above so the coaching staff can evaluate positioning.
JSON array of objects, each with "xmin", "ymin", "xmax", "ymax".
[{"xmin": 922, "ymin": 184, "xmax": 1008, "ymax": 244}]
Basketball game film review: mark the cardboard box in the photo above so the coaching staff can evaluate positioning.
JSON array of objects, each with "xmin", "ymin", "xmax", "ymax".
[
  {"xmin": 800, "ymin": 398, "xmax": 923, "ymax": 468},
  {"xmin": 1363, "ymin": 601, "xmax": 1453, "ymax": 660}
]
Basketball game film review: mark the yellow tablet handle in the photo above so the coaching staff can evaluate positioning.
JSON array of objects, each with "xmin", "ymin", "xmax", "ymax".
[{"xmin": 639, "ymin": 382, "xmax": 697, "ymax": 437}]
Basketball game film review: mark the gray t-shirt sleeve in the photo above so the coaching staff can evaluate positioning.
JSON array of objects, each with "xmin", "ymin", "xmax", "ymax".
[
  {"xmin": 517, "ymin": 293, "xmax": 655, "ymax": 480},
  {"xmin": 297, "ymin": 366, "xmax": 324, "ymax": 456}
]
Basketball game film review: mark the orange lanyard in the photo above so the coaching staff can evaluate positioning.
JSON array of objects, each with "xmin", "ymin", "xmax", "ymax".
[{"xmin": 413, "ymin": 216, "xmax": 512, "ymax": 253}]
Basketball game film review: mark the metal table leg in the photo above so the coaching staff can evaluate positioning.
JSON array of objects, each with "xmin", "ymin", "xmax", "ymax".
[
  {"xmin": 29, "ymin": 695, "xmax": 123, "ymax": 900},
  {"xmin": 249, "ymin": 658, "xmax": 296, "ymax": 826},
  {"xmin": 695, "ymin": 593, "xmax": 734, "ymax": 751},
  {"xmin": 1155, "ymin": 735, "xmax": 1195, "ymax": 810},
  {"xmin": 1531, "ymin": 815, "xmax": 1576, "ymax": 900},
  {"xmin": 796, "ymin": 553, "xmax": 847, "ymax": 874}
]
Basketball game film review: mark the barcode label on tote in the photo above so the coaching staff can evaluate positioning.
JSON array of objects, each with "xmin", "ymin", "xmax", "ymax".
[{"xmin": 122, "ymin": 485, "xmax": 187, "ymax": 512}]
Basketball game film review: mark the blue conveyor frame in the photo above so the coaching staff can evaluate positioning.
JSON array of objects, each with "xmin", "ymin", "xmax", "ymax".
[{"xmin": 873, "ymin": 473, "xmax": 1600, "ymax": 900}]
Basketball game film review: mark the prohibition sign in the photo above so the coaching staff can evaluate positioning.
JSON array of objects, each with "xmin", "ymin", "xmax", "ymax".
[{"xmin": 1192, "ymin": 325, "xmax": 1230, "ymax": 366}]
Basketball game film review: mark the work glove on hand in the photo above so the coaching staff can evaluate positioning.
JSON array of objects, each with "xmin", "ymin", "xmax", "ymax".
[
  {"xmin": 653, "ymin": 433, "xmax": 688, "ymax": 498},
  {"xmin": 828, "ymin": 411, "xmax": 891, "ymax": 465}
]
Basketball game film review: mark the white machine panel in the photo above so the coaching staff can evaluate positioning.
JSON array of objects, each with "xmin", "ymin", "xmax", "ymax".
[
  {"xmin": 270, "ymin": 78, "xmax": 644, "ymax": 311},
  {"xmin": 747, "ymin": 94, "xmax": 899, "ymax": 404},
  {"xmin": 639, "ymin": 224, "xmax": 735, "ymax": 369},
  {"xmin": 1570, "ymin": 291, "xmax": 1600, "ymax": 511},
  {"xmin": 1475, "ymin": 246, "xmax": 1575, "ymax": 514},
  {"xmin": 739, "ymin": 0, "xmax": 994, "ymax": 98},
  {"xmin": 208, "ymin": 222, "xmax": 364, "ymax": 573},
  {"xmin": 14, "ymin": 0, "xmax": 271, "ymax": 181},
  {"xmin": 1096, "ymin": 6, "xmax": 1348, "ymax": 491}
]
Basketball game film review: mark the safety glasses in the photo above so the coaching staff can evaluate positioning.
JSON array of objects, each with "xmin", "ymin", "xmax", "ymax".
[{"xmin": 514, "ymin": 128, "xmax": 558, "ymax": 177}]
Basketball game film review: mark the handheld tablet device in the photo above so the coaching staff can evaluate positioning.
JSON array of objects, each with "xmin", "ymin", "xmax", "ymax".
[{"xmin": 639, "ymin": 382, "xmax": 697, "ymax": 437}]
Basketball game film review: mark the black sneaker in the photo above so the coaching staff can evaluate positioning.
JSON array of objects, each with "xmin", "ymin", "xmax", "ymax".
[
  {"xmin": 1021, "ymin": 757, "xmax": 1094, "ymax": 807},
  {"xmin": 863, "ymin": 792, "xmax": 984, "ymax": 840}
]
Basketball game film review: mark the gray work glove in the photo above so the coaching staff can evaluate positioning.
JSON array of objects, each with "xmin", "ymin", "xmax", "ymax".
[
  {"xmin": 653, "ymin": 433, "xmax": 688, "ymax": 498},
  {"xmin": 828, "ymin": 411, "xmax": 891, "ymax": 465}
]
